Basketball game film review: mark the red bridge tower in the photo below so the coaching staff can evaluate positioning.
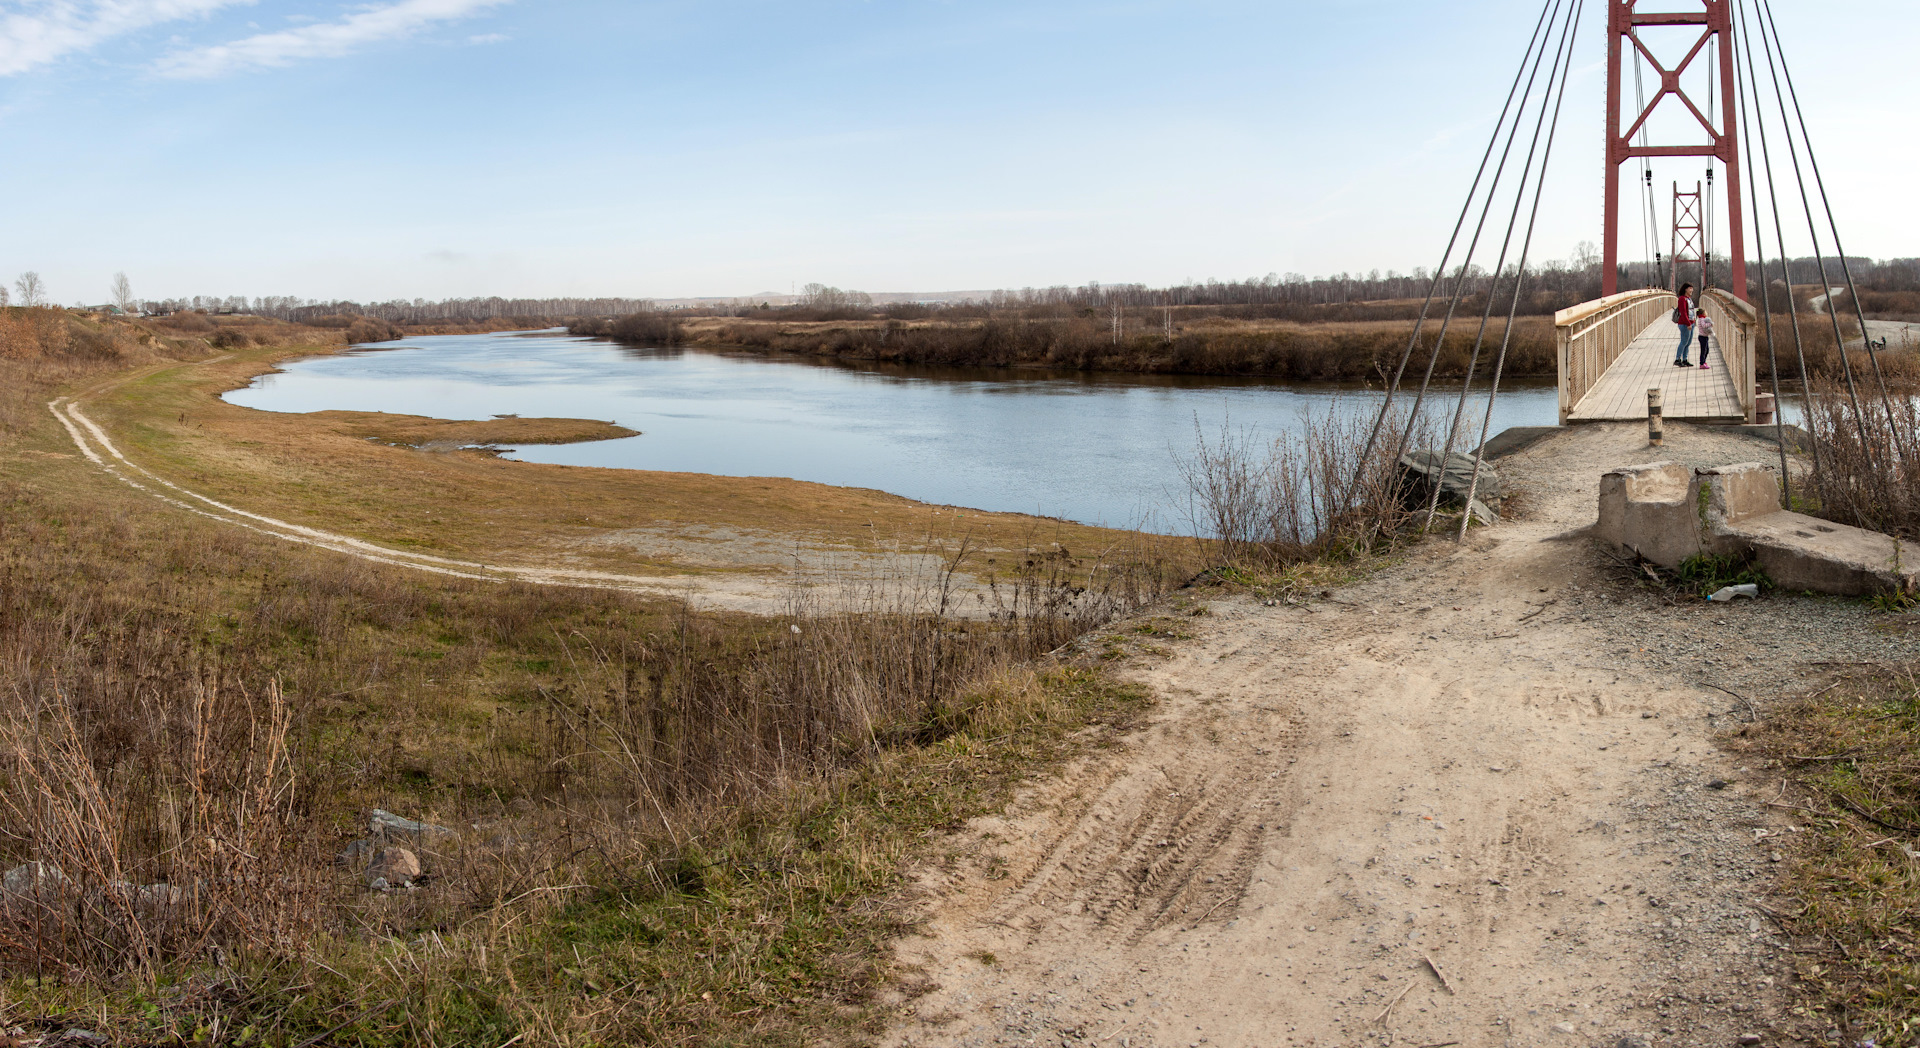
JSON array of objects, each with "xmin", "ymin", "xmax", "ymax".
[{"xmin": 1602, "ymin": 0, "xmax": 1747, "ymax": 301}]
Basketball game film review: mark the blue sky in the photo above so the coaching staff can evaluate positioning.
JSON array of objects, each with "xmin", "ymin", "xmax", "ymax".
[{"xmin": 0, "ymin": 0, "xmax": 1913, "ymax": 304}]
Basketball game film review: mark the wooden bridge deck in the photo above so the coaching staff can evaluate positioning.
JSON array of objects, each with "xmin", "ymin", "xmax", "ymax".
[{"xmin": 1568, "ymin": 316, "xmax": 1744, "ymax": 422}]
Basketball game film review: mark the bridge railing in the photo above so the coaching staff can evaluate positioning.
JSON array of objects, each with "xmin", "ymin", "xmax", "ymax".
[
  {"xmin": 1700, "ymin": 288, "xmax": 1759, "ymax": 423},
  {"xmin": 1555, "ymin": 289, "xmax": 1675, "ymax": 424}
]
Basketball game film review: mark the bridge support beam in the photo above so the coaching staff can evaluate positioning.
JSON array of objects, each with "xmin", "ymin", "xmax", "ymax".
[{"xmin": 1601, "ymin": 0, "xmax": 1747, "ymax": 303}]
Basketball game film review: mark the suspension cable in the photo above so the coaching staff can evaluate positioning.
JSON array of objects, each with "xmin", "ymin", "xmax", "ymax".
[
  {"xmin": 1385, "ymin": 0, "xmax": 1573, "ymax": 485},
  {"xmin": 1346, "ymin": 0, "xmax": 1563, "ymax": 515},
  {"xmin": 1757, "ymin": 0, "xmax": 1913, "ymax": 467},
  {"xmin": 1633, "ymin": 41, "xmax": 1658, "ymax": 285},
  {"xmin": 1456, "ymin": 1, "xmax": 1584, "ymax": 542},
  {"xmin": 1424, "ymin": 0, "xmax": 1582, "ymax": 534},
  {"xmin": 1737, "ymin": 0, "xmax": 1858, "ymax": 521},
  {"xmin": 1733, "ymin": 5, "xmax": 1801, "ymax": 504},
  {"xmin": 1746, "ymin": 0, "xmax": 1880, "ymax": 481}
]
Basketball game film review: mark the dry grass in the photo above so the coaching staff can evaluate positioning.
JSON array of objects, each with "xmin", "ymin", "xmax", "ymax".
[
  {"xmin": 1797, "ymin": 373, "xmax": 1920, "ymax": 542},
  {"xmin": 624, "ymin": 314, "xmax": 1559, "ymax": 383},
  {"xmin": 325, "ymin": 413, "xmax": 638, "ymax": 449},
  {"xmin": 1735, "ymin": 663, "xmax": 1920, "ymax": 1046},
  {"xmin": 77, "ymin": 344, "xmax": 1181, "ymax": 585},
  {"xmin": 0, "ymin": 315, "xmax": 1185, "ymax": 1045},
  {"xmin": 1174, "ymin": 398, "xmax": 1449, "ymax": 570}
]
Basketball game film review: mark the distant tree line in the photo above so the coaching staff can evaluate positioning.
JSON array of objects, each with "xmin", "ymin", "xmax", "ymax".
[
  {"xmin": 86, "ymin": 254, "xmax": 1920, "ymax": 328},
  {"xmin": 130, "ymin": 295, "xmax": 665, "ymax": 323}
]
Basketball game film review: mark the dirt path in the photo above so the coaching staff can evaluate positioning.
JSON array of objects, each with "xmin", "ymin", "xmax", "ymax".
[
  {"xmin": 886, "ymin": 423, "xmax": 1911, "ymax": 1048},
  {"xmin": 48, "ymin": 393, "xmax": 800, "ymax": 613}
]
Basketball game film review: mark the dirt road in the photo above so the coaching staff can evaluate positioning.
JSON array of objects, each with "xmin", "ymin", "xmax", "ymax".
[{"xmin": 886, "ymin": 423, "xmax": 1909, "ymax": 1048}]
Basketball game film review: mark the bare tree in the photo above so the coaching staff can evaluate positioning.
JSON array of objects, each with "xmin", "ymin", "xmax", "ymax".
[
  {"xmin": 14, "ymin": 272, "xmax": 45, "ymax": 308},
  {"xmin": 110, "ymin": 272, "xmax": 134, "ymax": 313}
]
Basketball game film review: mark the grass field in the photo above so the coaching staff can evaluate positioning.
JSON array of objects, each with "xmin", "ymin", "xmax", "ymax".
[
  {"xmin": 68, "ymin": 342, "xmax": 1184, "ymax": 597},
  {"xmin": 0, "ymin": 309, "xmax": 1197, "ymax": 1046}
]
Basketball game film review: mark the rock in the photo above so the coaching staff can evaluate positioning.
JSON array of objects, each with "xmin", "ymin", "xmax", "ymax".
[
  {"xmin": 336, "ymin": 837, "xmax": 378, "ymax": 870},
  {"xmin": 136, "ymin": 882, "xmax": 187, "ymax": 910},
  {"xmin": 1397, "ymin": 450, "xmax": 1502, "ymax": 510},
  {"xmin": 1552, "ymin": 1022, "xmax": 1577, "ymax": 1035},
  {"xmin": 1616, "ymin": 1036, "xmax": 1654, "ymax": 1048},
  {"xmin": 3, "ymin": 861, "xmax": 66, "ymax": 903},
  {"xmin": 367, "ymin": 846, "xmax": 421, "ymax": 889},
  {"xmin": 1706, "ymin": 779, "xmax": 1730, "ymax": 790},
  {"xmin": 369, "ymin": 809, "xmax": 456, "ymax": 844},
  {"xmin": 1737, "ymin": 1036, "xmax": 1762, "ymax": 1046}
]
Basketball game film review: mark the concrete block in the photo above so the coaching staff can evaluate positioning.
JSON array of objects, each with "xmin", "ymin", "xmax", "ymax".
[
  {"xmin": 1699, "ymin": 462, "xmax": 1782, "ymax": 525},
  {"xmin": 1597, "ymin": 459, "xmax": 1918, "ymax": 597},
  {"xmin": 1725, "ymin": 511, "xmax": 1917, "ymax": 597},
  {"xmin": 1596, "ymin": 461, "xmax": 1703, "ymax": 566}
]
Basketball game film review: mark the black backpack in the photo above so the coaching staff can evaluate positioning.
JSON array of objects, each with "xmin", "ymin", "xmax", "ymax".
[{"xmin": 1672, "ymin": 304, "xmax": 1690, "ymax": 325}]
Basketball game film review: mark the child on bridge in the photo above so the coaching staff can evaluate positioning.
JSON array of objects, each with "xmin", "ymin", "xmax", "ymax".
[
  {"xmin": 1672, "ymin": 282, "xmax": 1697, "ymax": 367},
  {"xmin": 1695, "ymin": 307, "xmax": 1714, "ymax": 369}
]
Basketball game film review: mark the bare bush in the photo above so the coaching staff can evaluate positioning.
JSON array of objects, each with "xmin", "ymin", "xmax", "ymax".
[
  {"xmin": 1801, "ymin": 374, "xmax": 1920, "ymax": 540},
  {"xmin": 1177, "ymin": 401, "xmax": 1429, "ymax": 567}
]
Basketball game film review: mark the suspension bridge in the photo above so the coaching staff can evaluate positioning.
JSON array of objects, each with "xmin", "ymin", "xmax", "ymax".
[{"xmin": 1358, "ymin": 0, "xmax": 1904, "ymax": 533}]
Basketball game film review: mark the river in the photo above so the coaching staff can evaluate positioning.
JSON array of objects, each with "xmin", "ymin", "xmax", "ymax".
[{"xmin": 224, "ymin": 330, "xmax": 1563, "ymax": 530}]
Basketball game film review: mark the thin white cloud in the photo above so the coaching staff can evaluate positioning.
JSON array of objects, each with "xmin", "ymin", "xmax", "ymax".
[
  {"xmin": 466, "ymin": 31, "xmax": 504, "ymax": 44},
  {"xmin": 155, "ymin": 0, "xmax": 507, "ymax": 79},
  {"xmin": 0, "ymin": 0, "xmax": 249, "ymax": 76}
]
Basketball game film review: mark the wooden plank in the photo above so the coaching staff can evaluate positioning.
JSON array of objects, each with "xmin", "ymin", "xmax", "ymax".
[{"xmin": 1568, "ymin": 317, "xmax": 1743, "ymax": 421}]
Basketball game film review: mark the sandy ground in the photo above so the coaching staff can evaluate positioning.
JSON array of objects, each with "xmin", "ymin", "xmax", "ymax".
[{"xmin": 883, "ymin": 422, "xmax": 1905, "ymax": 1048}]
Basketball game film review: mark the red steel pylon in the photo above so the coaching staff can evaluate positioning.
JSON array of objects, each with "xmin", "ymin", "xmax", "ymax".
[
  {"xmin": 1602, "ymin": 0, "xmax": 1747, "ymax": 301},
  {"xmin": 1671, "ymin": 180, "xmax": 1705, "ymax": 292}
]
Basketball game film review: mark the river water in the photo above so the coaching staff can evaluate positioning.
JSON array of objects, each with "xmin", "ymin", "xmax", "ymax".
[{"xmin": 224, "ymin": 330, "xmax": 1561, "ymax": 529}]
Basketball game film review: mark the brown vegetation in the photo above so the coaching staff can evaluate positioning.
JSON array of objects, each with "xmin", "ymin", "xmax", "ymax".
[
  {"xmin": 579, "ymin": 312, "xmax": 1560, "ymax": 383},
  {"xmin": 0, "ymin": 313, "xmax": 1187, "ymax": 1044},
  {"xmin": 1798, "ymin": 373, "xmax": 1920, "ymax": 541},
  {"xmin": 326, "ymin": 412, "xmax": 639, "ymax": 449},
  {"xmin": 1734, "ymin": 664, "xmax": 1920, "ymax": 1043}
]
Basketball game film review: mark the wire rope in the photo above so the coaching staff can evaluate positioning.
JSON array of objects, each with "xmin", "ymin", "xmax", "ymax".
[
  {"xmin": 1633, "ymin": 43, "xmax": 1659, "ymax": 284},
  {"xmin": 1455, "ymin": 0, "xmax": 1585, "ymax": 542},
  {"xmin": 1346, "ymin": 0, "xmax": 1563, "ymax": 517},
  {"xmin": 1732, "ymin": 4, "xmax": 1800, "ymax": 505},
  {"xmin": 1746, "ymin": 0, "xmax": 1880, "ymax": 482},
  {"xmin": 1736, "ymin": 0, "xmax": 1859, "ymax": 521},
  {"xmin": 1422, "ymin": 0, "xmax": 1582, "ymax": 534},
  {"xmin": 1757, "ymin": 0, "xmax": 1913, "ymax": 466}
]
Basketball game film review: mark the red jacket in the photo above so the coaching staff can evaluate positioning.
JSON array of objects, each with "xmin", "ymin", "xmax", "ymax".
[{"xmin": 1674, "ymin": 299, "xmax": 1696, "ymax": 325}]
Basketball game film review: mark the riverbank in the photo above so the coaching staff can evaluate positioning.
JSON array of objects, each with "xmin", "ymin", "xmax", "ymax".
[
  {"xmin": 56, "ymin": 339, "xmax": 1186, "ymax": 609},
  {"xmin": 1, "ymin": 312, "xmax": 1199, "ymax": 1046},
  {"xmin": 573, "ymin": 313, "xmax": 1562, "ymax": 382}
]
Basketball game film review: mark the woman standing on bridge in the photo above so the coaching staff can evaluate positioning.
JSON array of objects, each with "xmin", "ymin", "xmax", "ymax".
[{"xmin": 1672, "ymin": 282, "xmax": 1697, "ymax": 367}]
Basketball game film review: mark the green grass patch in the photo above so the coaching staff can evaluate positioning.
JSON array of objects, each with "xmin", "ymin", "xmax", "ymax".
[{"xmin": 1737, "ymin": 665, "xmax": 1920, "ymax": 1045}]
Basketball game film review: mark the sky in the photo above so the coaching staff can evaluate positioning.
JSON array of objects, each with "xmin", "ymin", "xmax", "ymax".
[{"xmin": 0, "ymin": 0, "xmax": 1913, "ymax": 305}]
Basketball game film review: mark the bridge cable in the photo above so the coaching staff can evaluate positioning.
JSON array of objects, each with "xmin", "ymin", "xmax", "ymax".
[
  {"xmin": 1735, "ymin": 0, "xmax": 1872, "ymax": 525},
  {"xmin": 1346, "ymin": 0, "xmax": 1563, "ymax": 521},
  {"xmin": 1757, "ymin": 0, "xmax": 1914, "ymax": 469},
  {"xmin": 1380, "ymin": 0, "xmax": 1573, "ymax": 501},
  {"xmin": 1743, "ymin": 0, "xmax": 1883, "ymax": 489},
  {"xmin": 1419, "ymin": 0, "xmax": 1581, "ymax": 532},
  {"xmin": 1453, "ymin": 0, "xmax": 1585, "ymax": 542},
  {"xmin": 1632, "ymin": 45, "xmax": 1657, "ymax": 283},
  {"xmin": 1731, "ymin": 5, "xmax": 1804, "ymax": 505}
]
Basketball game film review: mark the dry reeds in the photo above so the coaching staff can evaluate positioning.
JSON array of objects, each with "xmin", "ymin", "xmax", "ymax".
[
  {"xmin": 0, "ymin": 460, "xmax": 1179, "ymax": 1004},
  {"xmin": 1799, "ymin": 373, "xmax": 1920, "ymax": 540},
  {"xmin": 1176, "ymin": 400, "xmax": 1431, "ymax": 567}
]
